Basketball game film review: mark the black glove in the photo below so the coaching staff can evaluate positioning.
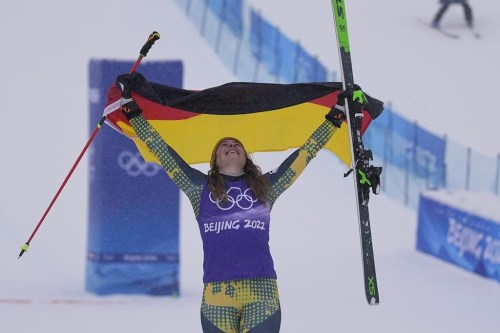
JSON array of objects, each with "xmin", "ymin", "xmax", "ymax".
[
  {"xmin": 116, "ymin": 72, "xmax": 144, "ymax": 99},
  {"xmin": 347, "ymin": 84, "xmax": 368, "ymax": 112},
  {"xmin": 341, "ymin": 84, "xmax": 366, "ymax": 104},
  {"xmin": 121, "ymin": 98, "xmax": 142, "ymax": 120},
  {"xmin": 116, "ymin": 72, "xmax": 145, "ymax": 120},
  {"xmin": 325, "ymin": 104, "xmax": 346, "ymax": 128},
  {"xmin": 325, "ymin": 88, "xmax": 351, "ymax": 127},
  {"xmin": 326, "ymin": 85, "xmax": 367, "ymax": 128}
]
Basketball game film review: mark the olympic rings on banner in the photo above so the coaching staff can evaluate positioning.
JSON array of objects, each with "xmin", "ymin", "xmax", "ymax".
[{"xmin": 117, "ymin": 151, "xmax": 162, "ymax": 177}]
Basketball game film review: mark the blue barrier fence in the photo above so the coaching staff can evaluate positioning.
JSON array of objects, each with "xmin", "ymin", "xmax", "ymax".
[
  {"xmin": 364, "ymin": 104, "xmax": 500, "ymax": 207},
  {"xmin": 175, "ymin": 0, "xmax": 336, "ymax": 83},
  {"xmin": 174, "ymin": 0, "xmax": 500, "ymax": 208},
  {"xmin": 417, "ymin": 191, "xmax": 500, "ymax": 283}
]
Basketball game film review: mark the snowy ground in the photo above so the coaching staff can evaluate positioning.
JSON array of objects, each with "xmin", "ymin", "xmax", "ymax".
[{"xmin": 1, "ymin": 0, "xmax": 500, "ymax": 332}]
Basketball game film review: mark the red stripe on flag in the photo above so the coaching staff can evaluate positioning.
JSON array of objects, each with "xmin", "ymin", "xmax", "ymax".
[
  {"xmin": 104, "ymin": 85, "xmax": 201, "ymax": 128},
  {"xmin": 309, "ymin": 91, "xmax": 340, "ymax": 108},
  {"xmin": 134, "ymin": 94, "xmax": 200, "ymax": 120}
]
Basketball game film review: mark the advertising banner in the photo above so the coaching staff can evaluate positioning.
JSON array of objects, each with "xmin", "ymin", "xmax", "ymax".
[
  {"xmin": 87, "ymin": 60, "xmax": 183, "ymax": 295},
  {"xmin": 417, "ymin": 191, "xmax": 500, "ymax": 282}
]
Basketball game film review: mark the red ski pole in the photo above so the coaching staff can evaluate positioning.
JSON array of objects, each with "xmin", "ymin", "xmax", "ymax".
[{"xmin": 18, "ymin": 31, "xmax": 160, "ymax": 259}]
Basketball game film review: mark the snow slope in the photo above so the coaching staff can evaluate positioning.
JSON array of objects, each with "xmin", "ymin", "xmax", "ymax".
[{"xmin": 1, "ymin": 0, "xmax": 499, "ymax": 332}]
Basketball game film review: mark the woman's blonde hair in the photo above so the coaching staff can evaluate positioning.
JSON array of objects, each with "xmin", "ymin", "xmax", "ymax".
[{"xmin": 208, "ymin": 137, "xmax": 270, "ymax": 203}]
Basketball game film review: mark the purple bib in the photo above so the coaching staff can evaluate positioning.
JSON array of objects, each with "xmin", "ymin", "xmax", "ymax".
[{"xmin": 197, "ymin": 177, "xmax": 276, "ymax": 283}]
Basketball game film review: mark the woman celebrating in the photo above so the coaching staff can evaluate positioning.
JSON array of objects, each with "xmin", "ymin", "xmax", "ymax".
[{"xmin": 119, "ymin": 74, "xmax": 354, "ymax": 332}]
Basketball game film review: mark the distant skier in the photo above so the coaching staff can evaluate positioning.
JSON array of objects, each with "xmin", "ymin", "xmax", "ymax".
[{"xmin": 432, "ymin": 0, "xmax": 473, "ymax": 28}]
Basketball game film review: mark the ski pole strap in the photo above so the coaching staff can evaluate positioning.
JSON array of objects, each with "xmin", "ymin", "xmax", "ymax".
[{"xmin": 140, "ymin": 31, "xmax": 161, "ymax": 57}]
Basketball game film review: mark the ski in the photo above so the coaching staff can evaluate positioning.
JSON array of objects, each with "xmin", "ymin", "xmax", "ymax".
[
  {"xmin": 433, "ymin": 27, "xmax": 460, "ymax": 39},
  {"xmin": 417, "ymin": 19, "xmax": 460, "ymax": 39},
  {"xmin": 330, "ymin": 0, "xmax": 381, "ymax": 305}
]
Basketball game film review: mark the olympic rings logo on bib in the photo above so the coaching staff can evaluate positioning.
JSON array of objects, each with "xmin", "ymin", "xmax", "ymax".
[{"xmin": 209, "ymin": 187, "xmax": 258, "ymax": 211}]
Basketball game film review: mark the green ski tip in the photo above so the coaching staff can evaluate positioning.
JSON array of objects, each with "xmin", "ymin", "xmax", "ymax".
[{"xmin": 332, "ymin": 0, "xmax": 351, "ymax": 53}]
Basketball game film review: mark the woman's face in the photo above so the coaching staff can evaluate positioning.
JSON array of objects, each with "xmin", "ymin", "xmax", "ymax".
[{"xmin": 215, "ymin": 138, "xmax": 246, "ymax": 173}]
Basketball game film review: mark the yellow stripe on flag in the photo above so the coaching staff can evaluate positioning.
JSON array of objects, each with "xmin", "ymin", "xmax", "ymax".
[{"xmin": 117, "ymin": 102, "xmax": 352, "ymax": 166}]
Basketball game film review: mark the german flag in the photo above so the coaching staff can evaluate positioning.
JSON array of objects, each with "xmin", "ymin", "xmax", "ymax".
[{"xmin": 103, "ymin": 73, "xmax": 383, "ymax": 166}]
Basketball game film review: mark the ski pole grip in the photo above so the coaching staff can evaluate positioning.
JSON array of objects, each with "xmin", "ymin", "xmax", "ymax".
[{"xmin": 140, "ymin": 31, "xmax": 161, "ymax": 57}]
